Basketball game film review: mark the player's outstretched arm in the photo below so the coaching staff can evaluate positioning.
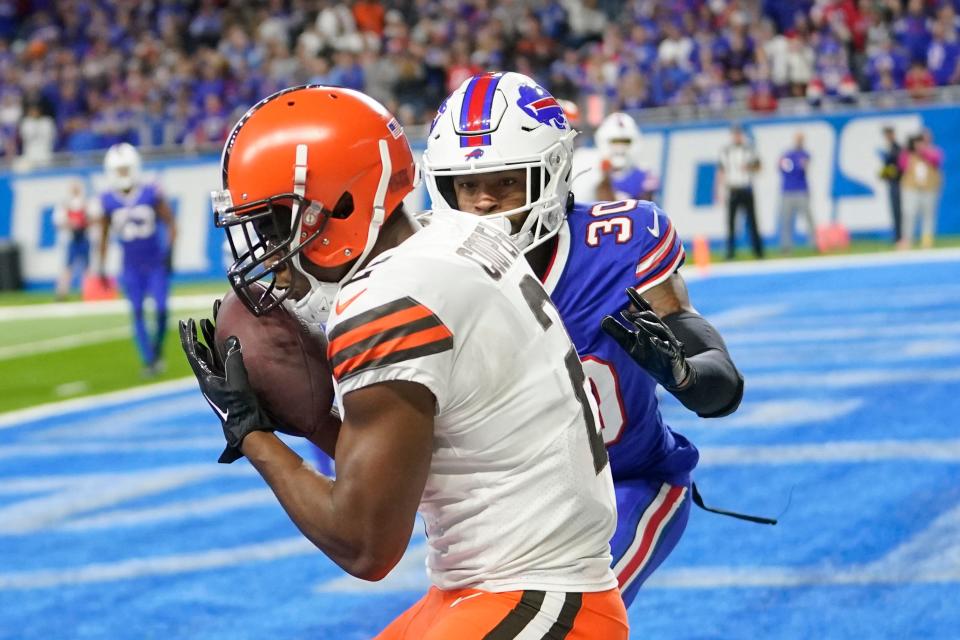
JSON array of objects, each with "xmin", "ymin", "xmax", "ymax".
[
  {"xmin": 601, "ymin": 275, "xmax": 743, "ymax": 418},
  {"xmin": 241, "ymin": 381, "xmax": 434, "ymax": 581}
]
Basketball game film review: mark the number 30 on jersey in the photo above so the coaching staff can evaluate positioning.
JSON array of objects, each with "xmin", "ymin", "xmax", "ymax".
[{"xmin": 585, "ymin": 200, "xmax": 638, "ymax": 247}]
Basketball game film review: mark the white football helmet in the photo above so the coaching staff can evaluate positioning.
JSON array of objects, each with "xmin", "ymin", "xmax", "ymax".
[
  {"xmin": 595, "ymin": 112, "xmax": 642, "ymax": 171},
  {"xmin": 422, "ymin": 71, "xmax": 576, "ymax": 252},
  {"xmin": 104, "ymin": 142, "xmax": 142, "ymax": 192}
]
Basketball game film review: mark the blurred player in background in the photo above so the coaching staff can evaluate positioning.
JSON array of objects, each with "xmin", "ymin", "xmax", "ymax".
[
  {"xmin": 423, "ymin": 72, "xmax": 746, "ymax": 606},
  {"xmin": 53, "ymin": 178, "xmax": 96, "ymax": 300},
  {"xmin": 594, "ymin": 112, "xmax": 660, "ymax": 202},
  {"xmin": 181, "ymin": 86, "xmax": 628, "ymax": 639},
  {"xmin": 97, "ymin": 142, "xmax": 177, "ymax": 375},
  {"xmin": 777, "ymin": 132, "xmax": 817, "ymax": 254}
]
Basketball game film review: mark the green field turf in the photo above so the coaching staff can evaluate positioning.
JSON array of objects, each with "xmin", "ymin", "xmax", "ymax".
[
  {"xmin": 0, "ymin": 281, "xmax": 223, "ymax": 413},
  {"xmin": 0, "ymin": 326, "xmax": 195, "ymax": 411}
]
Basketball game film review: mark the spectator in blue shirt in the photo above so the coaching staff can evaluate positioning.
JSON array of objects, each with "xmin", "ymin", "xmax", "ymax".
[
  {"xmin": 778, "ymin": 131, "xmax": 818, "ymax": 253},
  {"xmin": 927, "ymin": 21, "xmax": 960, "ymax": 85}
]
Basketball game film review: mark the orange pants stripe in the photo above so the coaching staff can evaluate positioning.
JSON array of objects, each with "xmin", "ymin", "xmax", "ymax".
[{"xmin": 374, "ymin": 586, "xmax": 628, "ymax": 640}]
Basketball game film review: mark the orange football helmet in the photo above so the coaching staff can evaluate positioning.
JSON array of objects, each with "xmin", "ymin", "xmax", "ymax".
[{"xmin": 212, "ymin": 85, "xmax": 416, "ymax": 317}]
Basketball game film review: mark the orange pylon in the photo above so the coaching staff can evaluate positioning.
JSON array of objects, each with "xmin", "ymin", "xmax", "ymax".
[{"xmin": 692, "ymin": 234, "xmax": 711, "ymax": 273}]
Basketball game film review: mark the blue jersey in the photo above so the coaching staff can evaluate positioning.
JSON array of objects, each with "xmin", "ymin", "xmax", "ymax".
[
  {"xmin": 611, "ymin": 167, "xmax": 659, "ymax": 200},
  {"xmin": 543, "ymin": 200, "xmax": 698, "ymax": 483},
  {"xmin": 101, "ymin": 184, "xmax": 169, "ymax": 272},
  {"xmin": 779, "ymin": 149, "xmax": 809, "ymax": 193}
]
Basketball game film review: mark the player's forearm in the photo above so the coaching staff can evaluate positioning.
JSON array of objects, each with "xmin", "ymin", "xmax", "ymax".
[
  {"xmin": 663, "ymin": 311, "xmax": 743, "ymax": 418},
  {"xmin": 241, "ymin": 431, "xmax": 381, "ymax": 578},
  {"xmin": 672, "ymin": 348, "xmax": 743, "ymax": 417}
]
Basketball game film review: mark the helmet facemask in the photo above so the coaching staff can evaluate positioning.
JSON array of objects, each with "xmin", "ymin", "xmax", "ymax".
[
  {"xmin": 423, "ymin": 72, "xmax": 577, "ymax": 253},
  {"xmin": 215, "ymin": 192, "xmax": 330, "ymax": 317},
  {"xmin": 214, "ymin": 86, "xmax": 416, "ymax": 326},
  {"xmin": 426, "ymin": 134, "xmax": 575, "ymax": 252}
]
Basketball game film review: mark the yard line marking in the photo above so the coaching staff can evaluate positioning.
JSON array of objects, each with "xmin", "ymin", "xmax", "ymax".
[
  {"xmin": 0, "ymin": 465, "xmax": 258, "ymax": 495},
  {"xmin": 0, "ymin": 465, "xmax": 239, "ymax": 534},
  {"xmin": 727, "ymin": 338, "xmax": 960, "ymax": 369},
  {"xmin": 723, "ymin": 322, "xmax": 960, "ymax": 345},
  {"xmin": 0, "ymin": 294, "xmax": 218, "ymax": 321},
  {"xmin": 868, "ymin": 503, "xmax": 960, "ymax": 575},
  {"xmin": 59, "ymin": 488, "xmax": 278, "ymax": 531},
  {"xmin": 669, "ymin": 398, "xmax": 864, "ymax": 430},
  {"xmin": 0, "ymin": 432, "xmax": 312, "ymax": 459},
  {"xmin": 0, "ymin": 437, "xmax": 228, "ymax": 459},
  {"xmin": 0, "ymin": 378, "xmax": 198, "ymax": 430},
  {"xmin": 700, "ymin": 438, "xmax": 960, "ymax": 466},
  {"xmin": 0, "ymin": 326, "xmax": 130, "ymax": 360},
  {"xmin": 745, "ymin": 309, "xmax": 960, "ymax": 329},
  {"xmin": 745, "ymin": 367, "xmax": 960, "ymax": 389},
  {"xmin": 0, "ymin": 537, "xmax": 316, "ymax": 589},
  {"xmin": 682, "ymin": 247, "xmax": 960, "ymax": 281},
  {"xmin": 644, "ymin": 565, "xmax": 960, "ymax": 589},
  {"xmin": 704, "ymin": 303, "xmax": 790, "ymax": 328}
]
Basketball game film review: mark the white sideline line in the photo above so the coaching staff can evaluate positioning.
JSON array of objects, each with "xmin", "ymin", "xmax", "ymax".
[
  {"xmin": 0, "ymin": 437, "xmax": 227, "ymax": 459},
  {"xmin": 0, "ymin": 537, "xmax": 316, "ymax": 589},
  {"xmin": 700, "ymin": 438, "xmax": 960, "ymax": 466},
  {"xmin": 59, "ymin": 488, "xmax": 277, "ymax": 531},
  {"xmin": 0, "ymin": 326, "xmax": 130, "ymax": 360},
  {"xmin": 745, "ymin": 367, "xmax": 960, "ymax": 389},
  {"xmin": 682, "ymin": 246, "xmax": 960, "ymax": 281},
  {"xmin": 0, "ymin": 294, "xmax": 219, "ymax": 321},
  {"xmin": 724, "ymin": 322, "xmax": 960, "ymax": 345},
  {"xmin": 645, "ymin": 566, "xmax": 960, "ymax": 589},
  {"xmin": 0, "ymin": 377, "xmax": 197, "ymax": 430},
  {"xmin": 0, "ymin": 464, "xmax": 257, "ymax": 494}
]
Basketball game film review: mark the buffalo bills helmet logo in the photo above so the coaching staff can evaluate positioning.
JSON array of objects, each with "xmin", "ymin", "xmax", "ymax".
[
  {"xmin": 516, "ymin": 85, "xmax": 567, "ymax": 130},
  {"xmin": 464, "ymin": 148, "xmax": 485, "ymax": 160},
  {"xmin": 430, "ymin": 98, "xmax": 448, "ymax": 134}
]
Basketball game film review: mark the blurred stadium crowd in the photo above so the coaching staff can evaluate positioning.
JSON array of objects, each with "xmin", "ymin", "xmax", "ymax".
[{"xmin": 2, "ymin": 0, "xmax": 960, "ymax": 167}]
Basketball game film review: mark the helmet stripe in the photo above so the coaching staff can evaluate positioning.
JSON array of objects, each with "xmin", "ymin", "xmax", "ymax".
[{"xmin": 458, "ymin": 72, "xmax": 502, "ymax": 148}]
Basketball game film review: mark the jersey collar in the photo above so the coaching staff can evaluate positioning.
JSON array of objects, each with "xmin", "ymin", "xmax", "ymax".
[{"xmin": 540, "ymin": 219, "xmax": 570, "ymax": 296}]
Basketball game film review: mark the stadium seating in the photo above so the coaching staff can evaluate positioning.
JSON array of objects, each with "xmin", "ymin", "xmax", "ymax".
[{"xmin": 1, "ymin": 0, "xmax": 959, "ymax": 163}]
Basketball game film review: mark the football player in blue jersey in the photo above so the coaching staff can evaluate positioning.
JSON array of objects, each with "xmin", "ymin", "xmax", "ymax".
[
  {"xmin": 97, "ymin": 143, "xmax": 178, "ymax": 375},
  {"xmin": 594, "ymin": 111, "xmax": 660, "ymax": 203},
  {"xmin": 422, "ymin": 72, "xmax": 745, "ymax": 606}
]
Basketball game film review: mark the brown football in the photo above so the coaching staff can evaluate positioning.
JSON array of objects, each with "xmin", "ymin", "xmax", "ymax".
[{"xmin": 213, "ymin": 288, "xmax": 337, "ymax": 451}]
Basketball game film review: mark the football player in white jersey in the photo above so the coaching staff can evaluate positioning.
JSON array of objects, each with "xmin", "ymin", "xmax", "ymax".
[{"xmin": 179, "ymin": 85, "xmax": 629, "ymax": 639}]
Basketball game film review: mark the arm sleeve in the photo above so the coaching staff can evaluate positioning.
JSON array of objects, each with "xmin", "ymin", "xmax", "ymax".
[
  {"xmin": 662, "ymin": 310, "xmax": 743, "ymax": 418},
  {"xmin": 634, "ymin": 204, "xmax": 687, "ymax": 293}
]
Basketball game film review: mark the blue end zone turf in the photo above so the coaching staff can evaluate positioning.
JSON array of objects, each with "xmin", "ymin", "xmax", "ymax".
[{"xmin": 1, "ymin": 254, "xmax": 958, "ymax": 638}]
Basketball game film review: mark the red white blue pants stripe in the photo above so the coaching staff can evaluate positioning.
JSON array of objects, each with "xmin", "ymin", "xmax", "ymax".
[{"xmin": 611, "ymin": 476, "xmax": 692, "ymax": 606}]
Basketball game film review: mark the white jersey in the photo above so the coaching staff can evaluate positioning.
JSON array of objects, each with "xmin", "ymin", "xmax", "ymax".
[{"xmin": 325, "ymin": 210, "xmax": 617, "ymax": 593}]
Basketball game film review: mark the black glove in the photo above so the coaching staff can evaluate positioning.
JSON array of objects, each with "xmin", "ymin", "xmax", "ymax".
[
  {"xmin": 601, "ymin": 288, "xmax": 691, "ymax": 390},
  {"xmin": 179, "ymin": 317, "xmax": 273, "ymax": 463},
  {"xmin": 165, "ymin": 249, "xmax": 174, "ymax": 274},
  {"xmin": 199, "ymin": 298, "xmax": 221, "ymax": 365}
]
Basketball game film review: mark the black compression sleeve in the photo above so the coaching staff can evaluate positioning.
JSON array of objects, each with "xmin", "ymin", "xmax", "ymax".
[{"xmin": 662, "ymin": 311, "xmax": 743, "ymax": 418}]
